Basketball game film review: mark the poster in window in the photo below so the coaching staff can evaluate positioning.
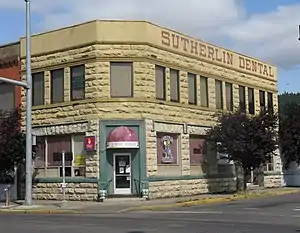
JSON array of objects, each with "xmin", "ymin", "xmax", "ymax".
[
  {"xmin": 119, "ymin": 167, "xmax": 124, "ymax": 173},
  {"xmin": 161, "ymin": 135, "xmax": 174, "ymax": 164},
  {"xmin": 74, "ymin": 155, "xmax": 85, "ymax": 166}
]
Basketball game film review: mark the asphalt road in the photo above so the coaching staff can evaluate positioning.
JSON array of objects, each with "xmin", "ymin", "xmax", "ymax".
[{"xmin": 2, "ymin": 193, "xmax": 300, "ymax": 233}]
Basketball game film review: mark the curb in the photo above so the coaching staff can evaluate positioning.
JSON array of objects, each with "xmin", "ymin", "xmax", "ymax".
[
  {"xmin": 0, "ymin": 209, "xmax": 82, "ymax": 215},
  {"xmin": 130, "ymin": 189, "xmax": 300, "ymax": 211}
]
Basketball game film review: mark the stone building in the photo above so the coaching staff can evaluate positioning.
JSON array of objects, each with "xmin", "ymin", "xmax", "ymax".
[
  {"xmin": 19, "ymin": 20, "xmax": 281, "ymax": 201},
  {"xmin": 0, "ymin": 42, "xmax": 21, "ymax": 111}
]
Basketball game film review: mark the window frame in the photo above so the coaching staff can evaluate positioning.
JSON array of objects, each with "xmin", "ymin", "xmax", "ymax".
[
  {"xmin": 155, "ymin": 65, "xmax": 166, "ymax": 100},
  {"xmin": 225, "ymin": 82, "xmax": 233, "ymax": 111},
  {"xmin": 248, "ymin": 87, "xmax": 255, "ymax": 115},
  {"xmin": 110, "ymin": 62, "xmax": 134, "ymax": 98},
  {"xmin": 33, "ymin": 134, "xmax": 86, "ymax": 178},
  {"xmin": 70, "ymin": 65, "xmax": 85, "ymax": 101},
  {"xmin": 239, "ymin": 85, "xmax": 246, "ymax": 113},
  {"xmin": 50, "ymin": 68, "xmax": 65, "ymax": 104},
  {"xmin": 170, "ymin": 69, "xmax": 180, "ymax": 102},
  {"xmin": 264, "ymin": 156, "xmax": 274, "ymax": 172},
  {"xmin": 0, "ymin": 82, "xmax": 15, "ymax": 111},
  {"xmin": 215, "ymin": 79, "xmax": 223, "ymax": 110},
  {"xmin": 200, "ymin": 76, "xmax": 209, "ymax": 107},
  {"xmin": 32, "ymin": 72, "xmax": 45, "ymax": 106},
  {"xmin": 267, "ymin": 92, "xmax": 274, "ymax": 114},
  {"xmin": 189, "ymin": 135, "xmax": 207, "ymax": 166},
  {"xmin": 156, "ymin": 132, "xmax": 180, "ymax": 165},
  {"xmin": 188, "ymin": 73, "xmax": 197, "ymax": 105},
  {"xmin": 259, "ymin": 90, "xmax": 266, "ymax": 111}
]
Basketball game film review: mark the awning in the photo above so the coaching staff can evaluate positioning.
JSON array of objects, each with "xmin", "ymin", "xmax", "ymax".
[{"xmin": 107, "ymin": 126, "xmax": 139, "ymax": 149}]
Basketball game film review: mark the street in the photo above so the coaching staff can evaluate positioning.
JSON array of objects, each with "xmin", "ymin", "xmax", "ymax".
[{"xmin": 1, "ymin": 193, "xmax": 300, "ymax": 233}]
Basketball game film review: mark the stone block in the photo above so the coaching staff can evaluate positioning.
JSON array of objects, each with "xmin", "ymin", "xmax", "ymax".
[
  {"xmin": 32, "ymin": 182, "xmax": 98, "ymax": 201},
  {"xmin": 148, "ymin": 178, "xmax": 236, "ymax": 199}
]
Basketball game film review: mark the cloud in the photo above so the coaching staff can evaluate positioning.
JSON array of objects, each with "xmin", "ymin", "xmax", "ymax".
[
  {"xmin": 1, "ymin": 0, "xmax": 299, "ymax": 70},
  {"xmin": 224, "ymin": 4, "xmax": 300, "ymax": 69}
]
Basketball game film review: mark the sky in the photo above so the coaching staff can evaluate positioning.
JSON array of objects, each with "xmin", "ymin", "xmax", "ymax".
[{"xmin": 0, "ymin": 0, "xmax": 299, "ymax": 94}]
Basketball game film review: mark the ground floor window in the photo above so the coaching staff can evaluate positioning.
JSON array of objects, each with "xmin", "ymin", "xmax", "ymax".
[
  {"xmin": 264, "ymin": 156, "xmax": 274, "ymax": 172},
  {"xmin": 156, "ymin": 132, "xmax": 179, "ymax": 164},
  {"xmin": 34, "ymin": 134, "xmax": 86, "ymax": 178},
  {"xmin": 189, "ymin": 135, "xmax": 206, "ymax": 165}
]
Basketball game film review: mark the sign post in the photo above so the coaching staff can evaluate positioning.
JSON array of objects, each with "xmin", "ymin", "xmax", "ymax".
[{"xmin": 61, "ymin": 151, "xmax": 67, "ymax": 203}]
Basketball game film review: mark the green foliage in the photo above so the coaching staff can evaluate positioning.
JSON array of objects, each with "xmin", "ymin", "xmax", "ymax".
[
  {"xmin": 278, "ymin": 92, "xmax": 300, "ymax": 118},
  {"xmin": 206, "ymin": 110, "xmax": 278, "ymax": 183},
  {"xmin": 0, "ymin": 108, "xmax": 25, "ymax": 182},
  {"xmin": 278, "ymin": 92, "xmax": 300, "ymax": 169},
  {"xmin": 279, "ymin": 101, "xmax": 300, "ymax": 169}
]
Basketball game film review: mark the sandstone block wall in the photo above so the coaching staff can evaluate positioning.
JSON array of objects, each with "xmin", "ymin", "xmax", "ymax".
[
  {"xmin": 20, "ymin": 44, "xmax": 278, "ymax": 128},
  {"xmin": 19, "ymin": 31, "xmax": 280, "ymax": 200},
  {"xmin": 32, "ymin": 183, "xmax": 98, "ymax": 201},
  {"xmin": 149, "ymin": 178, "xmax": 236, "ymax": 199},
  {"xmin": 264, "ymin": 174, "xmax": 282, "ymax": 188}
]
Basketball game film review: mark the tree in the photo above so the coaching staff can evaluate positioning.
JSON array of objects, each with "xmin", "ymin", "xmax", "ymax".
[
  {"xmin": 279, "ymin": 102, "xmax": 300, "ymax": 169},
  {"xmin": 0, "ymin": 107, "xmax": 25, "ymax": 183},
  {"xmin": 278, "ymin": 92, "xmax": 300, "ymax": 118},
  {"xmin": 206, "ymin": 110, "xmax": 278, "ymax": 190}
]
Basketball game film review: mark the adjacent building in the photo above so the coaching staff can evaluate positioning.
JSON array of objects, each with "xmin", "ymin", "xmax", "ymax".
[
  {"xmin": 18, "ymin": 20, "xmax": 282, "ymax": 201},
  {"xmin": 0, "ymin": 42, "xmax": 21, "ymax": 111}
]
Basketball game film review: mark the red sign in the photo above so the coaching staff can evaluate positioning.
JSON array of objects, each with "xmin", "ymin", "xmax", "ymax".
[{"xmin": 84, "ymin": 136, "xmax": 96, "ymax": 151}]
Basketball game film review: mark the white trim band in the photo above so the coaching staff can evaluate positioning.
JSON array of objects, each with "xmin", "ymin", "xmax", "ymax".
[{"xmin": 107, "ymin": 141, "xmax": 139, "ymax": 149}]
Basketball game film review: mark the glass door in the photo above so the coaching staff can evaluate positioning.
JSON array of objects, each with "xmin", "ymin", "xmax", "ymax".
[{"xmin": 113, "ymin": 153, "xmax": 131, "ymax": 195}]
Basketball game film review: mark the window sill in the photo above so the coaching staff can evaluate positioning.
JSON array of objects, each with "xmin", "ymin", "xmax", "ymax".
[{"xmin": 157, "ymin": 164, "xmax": 180, "ymax": 167}]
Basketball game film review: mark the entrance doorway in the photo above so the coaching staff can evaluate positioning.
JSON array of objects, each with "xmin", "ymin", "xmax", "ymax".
[{"xmin": 113, "ymin": 153, "xmax": 132, "ymax": 195}]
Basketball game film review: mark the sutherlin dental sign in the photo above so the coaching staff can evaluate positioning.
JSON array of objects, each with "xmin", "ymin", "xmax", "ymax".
[{"xmin": 161, "ymin": 30, "xmax": 275, "ymax": 79}]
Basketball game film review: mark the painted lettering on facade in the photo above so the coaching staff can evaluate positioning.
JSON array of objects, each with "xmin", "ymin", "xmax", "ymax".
[{"xmin": 161, "ymin": 30, "xmax": 274, "ymax": 78}]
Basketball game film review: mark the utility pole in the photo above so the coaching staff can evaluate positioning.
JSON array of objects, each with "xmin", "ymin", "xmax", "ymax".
[
  {"xmin": 0, "ymin": 0, "xmax": 32, "ymax": 205},
  {"xmin": 24, "ymin": 0, "xmax": 33, "ymax": 206}
]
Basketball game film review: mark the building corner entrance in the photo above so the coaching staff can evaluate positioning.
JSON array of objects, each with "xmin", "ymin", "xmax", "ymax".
[
  {"xmin": 113, "ymin": 153, "xmax": 131, "ymax": 194},
  {"xmin": 105, "ymin": 125, "xmax": 140, "ymax": 196}
]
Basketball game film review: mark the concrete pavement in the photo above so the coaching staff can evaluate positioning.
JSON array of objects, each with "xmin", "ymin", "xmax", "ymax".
[
  {"xmin": 141, "ymin": 191, "xmax": 300, "ymax": 227},
  {"xmin": 0, "ymin": 187, "xmax": 299, "ymax": 214},
  {"xmin": 0, "ymin": 214, "xmax": 297, "ymax": 233},
  {"xmin": 2, "ymin": 193, "xmax": 300, "ymax": 232}
]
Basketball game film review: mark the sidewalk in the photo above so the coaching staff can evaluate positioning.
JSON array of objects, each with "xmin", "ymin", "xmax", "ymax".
[{"xmin": 0, "ymin": 187, "xmax": 299, "ymax": 214}]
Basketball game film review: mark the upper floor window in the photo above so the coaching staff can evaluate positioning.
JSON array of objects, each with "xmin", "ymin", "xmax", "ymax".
[
  {"xmin": 215, "ymin": 80, "xmax": 223, "ymax": 109},
  {"xmin": 200, "ymin": 76, "xmax": 208, "ymax": 107},
  {"xmin": 32, "ymin": 72, "xmax": 44, "ymax": 106},
  {"xmin": 259, "ymin": 90, "xmax": 266, "ymax": 111},
  {"xmin": 170, "ymin": 69, "xmax": 180, "ymax": 102},
  {"xmin": 248, "ymin": 88, "xmax": 255, "ymax": 114},
  {"xmin": 70, "ymin": 65, "xmax": 85, "ymax": 101},
  {"xmin": 155, "ymin": 65, "xmax": 166, "ymax": 100},
  {"xmin": 267, "ymin": 92, "xmax": 274, "ymax": 114},
  {"xmin": 239, "ymin": 85, "xmax": 246, "ymax": 113},
  {"xmin": 188, "ymin": 73, "xmax": 197, "ymax": 105},
  {"xmin": 50, "ymin": 68, "xmax": 64, "ymax": 104},
  {"xmin": 0, "ymin": 83, "xmax": 15, "ymax": 111},
  {"xmin": 110, "ymin": 62, "xmax": 133, "ymax": 97},
  {"xmin": 225, "ymin": 82, "xmax": 233, "ymax": 111}
]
